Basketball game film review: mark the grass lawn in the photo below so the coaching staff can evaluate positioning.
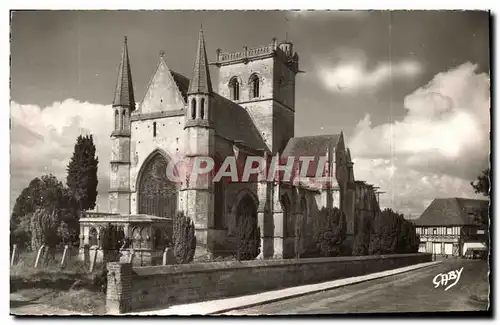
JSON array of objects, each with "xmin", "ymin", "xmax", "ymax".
[{"xmin": 10, "ymin": 251, "xmax": 107, "ymax": 315}]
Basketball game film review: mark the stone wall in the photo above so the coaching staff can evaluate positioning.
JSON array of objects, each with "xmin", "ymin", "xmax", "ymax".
[{"xmin": 106, "ymin": 253, "xmax": 432, "ymax": 313}]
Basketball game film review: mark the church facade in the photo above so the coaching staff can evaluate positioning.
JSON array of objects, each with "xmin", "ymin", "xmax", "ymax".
[{"xmin": 90, "ymin": 29, "xmax": 380, "ymax": 261}]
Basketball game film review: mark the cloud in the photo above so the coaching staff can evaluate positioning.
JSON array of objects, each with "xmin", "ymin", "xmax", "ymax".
[
  {"xmin": 349, "ymin": 62, "xmax": 490, "ymax": 216},
  {"xmin": 10, "ymin": 99, "xmax": 112, "ymax": 211},
  {"xmin": 317, "ymin": 52, "xmax": 423, "ymax": 94}
]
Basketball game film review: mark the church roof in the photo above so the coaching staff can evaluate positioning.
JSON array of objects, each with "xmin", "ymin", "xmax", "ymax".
[
  {"xmin": 188, "ymin": 28, "xmax": 213, "ymax": 95},
  {"xmin": 165, "ymin": 68, "xmax": 266, "ymax": 150},
  {"xmin": 212, "ymin": 94, "xmax": 268, "ymax": 150},
  {"xmin": 170, "ymin": 70, "xmax": 190, "ymax": 101},
  {"xmin": 413, "ymin": 198, "xmax": 489, "ymax": 226},
  {"xmin": 113, "ymin": 37, "xmax": 135, "ymax": 109},
  {"xmin": 281, "ymin": 134, "xmax": 340, "ymax": 157}
]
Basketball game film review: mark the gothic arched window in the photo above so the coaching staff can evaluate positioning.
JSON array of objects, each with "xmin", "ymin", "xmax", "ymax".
[
  {"xmin": 114, "ymin": 110, "xmax": 119, "ymax": 130},
  {"xmin": 229, "ymin": 77, "xmax": 240, "ymax": 101},
  {"xmin": 121, "ymin": 109, "xmax": 126, "ymax": 130},
  {"xmin": 249, "ymin": 74, "xmax": 260, "ymax": 98},
  {"xmin": 191, "ymin": 98, "xmax": 197, "ymax": 119},
  {"xmin": 200, "ymin": 98, "xmax": 205, "ymax": 120}
]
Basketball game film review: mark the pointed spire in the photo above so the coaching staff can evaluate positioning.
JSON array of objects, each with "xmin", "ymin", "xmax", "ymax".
[
  {"xmin": 113, "ymin": 36, "xmax": 135, "ymax": 109},
  {"xmin": 346, "ymin": 148, "xmax": 352, "ymax": 162},
  {"xmin": 188, "ymin": 27, "xmax": 213, "ymax": 95}
]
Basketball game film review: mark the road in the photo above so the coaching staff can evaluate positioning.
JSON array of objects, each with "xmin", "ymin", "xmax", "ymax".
[{"xmin": 222, "ymin": 259, "xmax": 489, "ymax": 314}]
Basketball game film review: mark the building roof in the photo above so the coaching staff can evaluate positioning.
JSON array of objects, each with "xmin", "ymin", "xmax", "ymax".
[
  {"xmin": 212, "ymin": 93, "xmax": 268, "ymax": 150},
  {"xmin": 187, "ymin": 28, "xmax": 213, "ymax": 95},
  {"xmin": 170, "ymin": 70, "xmax": 190, "ymax": 101},
  {"xmin": 281, "ymin": 134, "xmax": 340, "ymax": 157},
  {"xmin": 414, "ymin": 197, "xmax": 489, "ymax": 226},
  {"xmin": 164, "ymin": 69, "xmax": 267, "ymax": 150},
  {"xmin": 280, "ymin": 134, "xmax": 340, "ymax": 178},
  {"xmin": 113, "ymin": 37, "xmax": 135, "ymax": 110}
]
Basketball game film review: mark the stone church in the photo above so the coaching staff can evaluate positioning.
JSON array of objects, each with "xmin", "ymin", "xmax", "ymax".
[{"xmin": 79, "ymin": 28, "xmax": 381, "ymax": 263}]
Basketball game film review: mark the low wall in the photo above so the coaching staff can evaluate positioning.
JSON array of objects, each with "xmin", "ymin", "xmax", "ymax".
[{"xmin": 106, "ymin": 253, "xmax": 432, "ymax": 313}]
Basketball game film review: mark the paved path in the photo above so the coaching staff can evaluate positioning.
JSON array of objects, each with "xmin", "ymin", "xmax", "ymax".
[
  {"xmin": 222, "ymin": 259, "xmax": 489, "ymax": 314},
  {"xmin": 130, "ymin": 260, "xmax": 441, "ymax": 315}
]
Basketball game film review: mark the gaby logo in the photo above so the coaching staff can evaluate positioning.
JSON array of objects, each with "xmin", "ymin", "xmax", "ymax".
[{"xmin": 432, "ymin": 267, "xmax": 464, "ymax": 291}]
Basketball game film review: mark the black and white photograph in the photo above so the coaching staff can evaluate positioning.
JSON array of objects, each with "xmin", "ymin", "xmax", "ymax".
[{"xmin": 8, "ymin": 8, "xmax": 491, "ymax": 316}]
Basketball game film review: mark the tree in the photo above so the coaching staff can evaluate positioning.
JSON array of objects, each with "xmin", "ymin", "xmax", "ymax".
[
  {"xmin": 66, "ymin": 134, "xmax": 99, "ymax": 211},
  {"xmin": 294, "ymin": 214, "xmax": 304, "ymax": 259},
  {"xmin": 172, "ymin": 211, "xmax": 196, "ymax": 264},
  {"xmin": 352, "ymin": 215, "xmax": 371, "ymax": 256},
  {"xmin": 30, "ymin": 208, "xmax": 60, "ymax": 263},
  {"xmin": 237, "ymin": 215, "xmax": 261, "ymax": 261},
  {"xmin": 11, "ymin": 178, "xmax": 47, "ymax": 247},
  {"xmin": 368, "ymin": 209, "xmax": 401, "ymax": 255},
  {"xmin": 471, "ymin": 168, "xmax": 490, "ymax": 198},
  {"xmin": 315, "ymin": 207, "xmax": 347, "ymax": 257},
  {"xmin": 470, "ymin": 168, "xmax": 490, "ymax": 225},
  {"xmin": 395, "ymin": 214, "xmax": 410, "ymax": 253},
  {"xmin": 395, "ymin": 217, "xmax": 419, "ymax": 254},
  {"xmin": 470, "ymin": 169, "xmax": 490, "ymax": 250},
  {"xmin": 406, "ymin": 222, "xmax": 420, "ymax": 253},
  {"xmin": 368, "ymin": 209, "xmax": 420, "ymax": 255},
  {"xmin": 11, "ymin": 175, "xmax": 72, "ymax": 249}
]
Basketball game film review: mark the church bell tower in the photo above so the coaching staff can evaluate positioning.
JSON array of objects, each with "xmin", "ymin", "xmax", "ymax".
[
  {"xmin": 181, "ymin": 28, "xmax": 216, "ymax": 256},
  {"xmin": 109, "ymin": 36, "xmax": 134, "ymax": 214}
]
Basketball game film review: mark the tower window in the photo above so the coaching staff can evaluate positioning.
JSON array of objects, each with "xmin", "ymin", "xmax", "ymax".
[
  {"xmin": 114, "ymin": 110, "xmax": 119, "ymax": 130},
  {"xmin": 229, "ymin": 77, "xmax": 240, "ymax": 101},
  {"xmin": 153, "ymin": 121, "xmax": 157, "ymax": 137},
  {"xmin": 200, "ymin": 98, "xmax": 205, "ymax": 119},
  {"xmin": 191, "ymin": 98, "xmax": 197, "ymax": 119},
  {"xmin": 121, "ymin": 109, "xmax": 126, "ymax": 130},
  {"xmin": 249, "ymin": 74, "xmax": 260, "ymax": 98}
]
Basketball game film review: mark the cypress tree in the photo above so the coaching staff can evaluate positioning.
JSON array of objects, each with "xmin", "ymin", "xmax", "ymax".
[
  {"xmin": 315, "ymin": 207, "xmax": 347, "ymax": 257},
  {"xmin": 237, "ymin": 215, "xmax": 261, "ymax": 261},
  {"xmin": 66, "ymin": 134, "xmax": 99, "ymax": 211},
  {"xmin": 172, "ymin": 211, "xmax": 196, "ymax": 264}
]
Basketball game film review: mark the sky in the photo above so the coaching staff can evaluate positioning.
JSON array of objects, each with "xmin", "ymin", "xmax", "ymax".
[{"xmin": 10, "ymin": 10, "xmax": 491, "ymax": 217}]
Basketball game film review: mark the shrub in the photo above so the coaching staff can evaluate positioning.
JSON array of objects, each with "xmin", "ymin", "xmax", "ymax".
[
  {"xmin": 315, "ymin": 207, "xmax": 347, "ymax": 257},
  {"xmin": 91, "ymin": 266, "xmax": 108, "ymax": 293},
  {"xmin": 368, "ymin": 209, "xmax": 419, "ymax": 255},
  {"xmin": 352, "ymin": 215, "xmax": 371, "ymax": 256},
  {"xmin": 172, "ymin": 211, "xmax": 196, "ymax": 264},
  {"xmin": 101, "ymin": 223, "xmax": 125, "ymax": 262},
  {"xmin": 404, "ymin": 222, "xmax": 419, "ymax": 253},
  {"xmin": 294, "ymin": 214, "xmax": 304, "ymax": 258},
  {"xmin": 210, "ymin": 255, "xmax": 238, "ymax": 262},
  {"xmin": 368, "ymin": 209, "xmax": 400, "ymax": 255},
  {"xmin": 237, "ymin": 215, "xmax": 261, "ymax": 261},
  {"xmin": 396, "ymin": 217, "xmax": 411, "ymax": 253}
]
